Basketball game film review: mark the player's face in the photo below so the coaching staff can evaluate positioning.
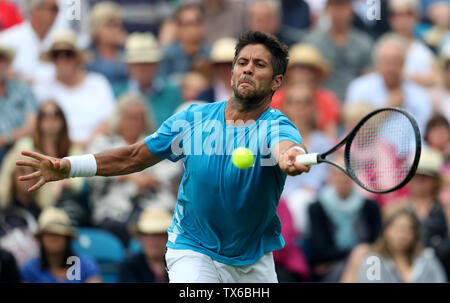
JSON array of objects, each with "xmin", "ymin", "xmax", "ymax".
[{"xmin": 231, "ymin": 44, "xmax": 282, "ymax": 104}]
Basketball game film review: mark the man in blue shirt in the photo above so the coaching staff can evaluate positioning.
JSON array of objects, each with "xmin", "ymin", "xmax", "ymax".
[{"xmin": 16, "ymin": 31, "xmax": 310, "ymax": 282}]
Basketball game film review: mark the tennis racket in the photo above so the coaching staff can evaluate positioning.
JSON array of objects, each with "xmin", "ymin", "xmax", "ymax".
[{"xmin": 296, "ymin": 107, "xmax": 421, "ymax": 194}]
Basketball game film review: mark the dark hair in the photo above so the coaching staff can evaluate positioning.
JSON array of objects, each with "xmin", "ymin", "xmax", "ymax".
[
  {"xmin": 39, "ymin": 236, "xmax": 75, "ymax": 271},
  {"xmin": 233, "ymin": 30, "xmax": 289, "ymax": 78}
]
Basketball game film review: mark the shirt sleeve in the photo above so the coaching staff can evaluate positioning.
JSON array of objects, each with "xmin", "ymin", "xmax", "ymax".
[
  {"xmin": 144, "ymin": 104, "xmax": 197, "ymax": 162},
  {"xmin": 21, "ymin": 82, "xmax": 38, "ymax": 114},
  {"xmin": 269, "ymin": 114, "xmax": 302, "ymax": 150},
  {"xmin": 80, "ymin": 255, "xmax": 101, "ymax": 282}
]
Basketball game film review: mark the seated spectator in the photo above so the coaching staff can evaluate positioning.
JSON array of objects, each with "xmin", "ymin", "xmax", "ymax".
[
  {"xmin": 246, "ymin": 0, "xmax": 299, "ymax": 48},
  {"xmin": 308, "ymin": 152, "xmax": 382, "ymax": 282},
  {"xmin": 346, "ymin": 206, "xmax": 447, "ymax": 282},
  {"xmin": 0, "ymin": 248, "xmax": 21, "ymax": 283},
  {"xmin": 0, "ymin": 42, "xmax": 37, "ymax": 165},
  {"xmin": 0, "ymin": 0, "xmax": 60, "ymax": 84},
  {"xmin": 388, "ymin": 0, "xmax": 441, "ymax": 87},
  {"xmin": 0, "ymin": 0, "xmax": 23, "ymax": 31},
  {"xmin": 429, "ymin": 42, "xmax": 450, "ymax": 122},
  {"xmin": 87, "ymin": 94, "xmax": 181, "ymax": 245},
  {"xmin": 114, "ymin": 32, "xmax": 182, "ymax": 128},
  {"xmin": 207, "ymin": 37, "xmax": 236, "ymax": 103},
  {"xmin": 21, "ymin": 207, "xmax": 102, "ymax": 283},
  {"xmin": 273, "ymin": 198, "xmax": 310, "ymax": 282},
  {"xmin": 202, "ymin": 0, "xmax": 246, "ymax": 47},
  {"xmin": 118, "ymin": 207, "xmax": 171, "ymax": 282},
  {"xmin": 392, "ymin": 146, "xmax": 450, "ymax": 277},
  {"xmin": 304, "ymin": 0, "xmax": 374, "ymax": 101},
  {"xmin": 425, "ymin": 115, "xmax": 450, "ymax": 162},
  {"xmin": 157, "ymin": 2, "xmax": 210, "ymax": 85},
  {"xmin": 271, "ymin": 43, "xmax": 340, "ymax": 137},
  {"xmin": 421, "ymin": 1, "xmax": 450, "ymax": 53},
  {"xmin": 4, "ymin": 101, "xmax": 86, "ymax": 225},
  {"xmin": 346, "ymin": 33, "xmax": 432, "ymax": 134},
  {"xmin": 281, "ymin": 83, "xmax": 332, "ymax": 198},
  {"xmin": 34, "ymin": 30, "xmax": 116, "ymax": 147},
  {"xmin": 86, "ymin": 1, "xmax": 128, "ymax": 87}
]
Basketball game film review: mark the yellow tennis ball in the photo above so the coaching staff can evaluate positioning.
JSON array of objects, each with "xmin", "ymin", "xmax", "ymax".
[{"xmin": 232, "ymin": 147, "xmax": 254, "ymax": 169}]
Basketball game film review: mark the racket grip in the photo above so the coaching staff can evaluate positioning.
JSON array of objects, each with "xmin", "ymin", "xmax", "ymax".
[{"xmin": 296, "ymin": 153, "xmax": 319, "ymax": 166}]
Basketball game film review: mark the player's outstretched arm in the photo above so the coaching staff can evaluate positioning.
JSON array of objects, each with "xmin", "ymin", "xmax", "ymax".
[
  {"xmin": 16, "ymin": 140, "xmax": 162, "ymax": 192},
  {"xmin": 273, "ymin": 140, "xmax": 310, "ymax": 176}
]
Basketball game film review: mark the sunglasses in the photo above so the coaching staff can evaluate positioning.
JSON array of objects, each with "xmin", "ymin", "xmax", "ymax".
[
  {"xmin": 51, "ymin": 50, "xmax": 76, "ymax": 60},
  {"xmin": 39, "ymin": 110, "xmax": 63, "ymax": 119}
]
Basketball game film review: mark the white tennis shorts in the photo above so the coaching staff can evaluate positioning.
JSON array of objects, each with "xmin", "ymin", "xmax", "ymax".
[{"xmin": 165, "ymin": 248, "xmax": 278, "ymax": 283}]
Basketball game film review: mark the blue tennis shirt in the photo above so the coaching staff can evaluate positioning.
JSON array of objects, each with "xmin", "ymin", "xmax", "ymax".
[{"xmin": 145, "ymin": 101, "xmax": 302, "ymax": 266}]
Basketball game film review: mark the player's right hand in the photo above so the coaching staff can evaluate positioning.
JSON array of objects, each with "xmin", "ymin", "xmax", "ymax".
[{"xmin": 16, "ymin": 150, "xmax": 71, "ymax": 192}]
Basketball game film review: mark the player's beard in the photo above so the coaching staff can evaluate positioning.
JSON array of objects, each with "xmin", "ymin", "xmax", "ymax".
[{"xmin": 232, "ymin": 77, "xmax": 272, "ymax": 110}]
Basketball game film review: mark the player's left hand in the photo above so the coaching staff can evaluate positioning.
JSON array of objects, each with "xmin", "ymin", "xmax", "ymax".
[{"xmin": 278, "ymin": 146, "xmax": 311, "ymax": 176}]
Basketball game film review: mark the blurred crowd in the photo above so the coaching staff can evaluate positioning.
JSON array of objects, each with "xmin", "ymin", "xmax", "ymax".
[{"xmin": 0, "ymin": 0, "xmax": 449, "ymax": 283}]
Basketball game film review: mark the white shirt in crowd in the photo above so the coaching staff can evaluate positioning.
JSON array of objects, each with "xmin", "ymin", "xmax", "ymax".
[
  {"xmin": 34, "ymin": 72, "xmax": 115, "ymax": 142},
  {"xmin": 404, "ymin": 40, "xmax": 436, "ymax": 79},
  {"xmin": 0, "ymin": 21, "xmax": 55, "ymax": 85}
]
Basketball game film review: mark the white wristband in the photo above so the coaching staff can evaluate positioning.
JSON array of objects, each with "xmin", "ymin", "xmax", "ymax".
[
  {"xmin": 63, "ymin": 154, "xmax": 97, "ymax": 178},
  {"xmin": 291, "ymin": 146, "xmax": 306, "ymax": 154}
]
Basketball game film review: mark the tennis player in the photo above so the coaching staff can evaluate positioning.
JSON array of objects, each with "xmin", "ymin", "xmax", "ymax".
[{"xmin": 16, "ymin": 31, "xmax": 310, "ymax": 283}]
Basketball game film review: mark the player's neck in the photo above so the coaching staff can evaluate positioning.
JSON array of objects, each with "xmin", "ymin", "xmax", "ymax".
[{"xmin": 225, "ymin": 97, "xmax": 271, "ymax": 125}]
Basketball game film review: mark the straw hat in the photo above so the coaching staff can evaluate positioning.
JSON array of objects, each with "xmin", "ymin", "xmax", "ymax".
[
  {"xmin": 0, "ymin": 42, "xmax": 15, "ymax": 61},
  {"xmin": 210, "ymin": 37, "xmax": 237, "ymax": 63},
  {"xmin": 416, "ymin": 147, "xmax": 444, "ymax": 177},
  {"xmin": 124, "ymin": 33, "xmax": 162, "ymax": 64},
  {"xmin": 35, "ymin": 207, "xmax": 77, "ymax": 238},
  {"xmin": 288, "ymin": 43, "xmax": 330, "ymax": 79},
  {"xmin": 129, "ymin": 208, "xmax": 173, "ymax": 235},
  {"xmin": 40, "ymin": 30, "xmax": 90, "ymax": 63},
  {"xmin": 90, "ymin": 1, "xmax": 123, "ymax": 39}
]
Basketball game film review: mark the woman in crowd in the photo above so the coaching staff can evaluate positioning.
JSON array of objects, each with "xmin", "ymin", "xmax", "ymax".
[
  {"xmin": 87, "ymin": 94, "xmax": 181, "ymax": 245},
  {"xmin": 21, "ymin": 207, "xmax": 102, "ymax": 283}
]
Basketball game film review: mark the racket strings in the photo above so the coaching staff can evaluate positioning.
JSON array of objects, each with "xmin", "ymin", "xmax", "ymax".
[{"xmin": 348, "ymin": 110, "xmax": 416, "ymax": 192}]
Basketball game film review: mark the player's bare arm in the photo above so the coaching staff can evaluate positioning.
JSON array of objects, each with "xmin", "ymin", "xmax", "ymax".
[
  {"xmin": 273, "ymin": 140, "xmax": 310, "ymax": 176},
  {"xmin": 16, "ymin": 140, "xmax": 162, "ymax": 192}
]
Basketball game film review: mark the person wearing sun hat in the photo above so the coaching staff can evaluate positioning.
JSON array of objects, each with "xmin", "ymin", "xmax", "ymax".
[
  {"xmin": 33, "ymin": 29, "xmax": 115, "ymax": 146},
  {"xmin": 429, "ymin": 41, "xmax": 450, "ymax": 123},
  {"xmin": 271, "ymin": 43, "xmax": 340, "ymax": 138},
  {"xmin": 86, "ymin": 1, "xmax": 128, "ymax": 87},
  {"xmin": 0, "ymin": 41, "xmax": 38, "ymax": 165},
  {"xmin": 113, "ymin": 32, "xmax": 182, "ymax": 129},
  {"xmin": 118, "ymin": 207, "xmax": 172, "ymax": 282},
  {"xmin": 20, "ymin": 207, "xmax": 102, "ymax": 283}
]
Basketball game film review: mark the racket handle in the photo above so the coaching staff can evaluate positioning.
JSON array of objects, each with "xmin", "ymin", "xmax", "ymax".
[{"xmin": 296, "ymin": 153, "xmax": 319, "ymax": 166}]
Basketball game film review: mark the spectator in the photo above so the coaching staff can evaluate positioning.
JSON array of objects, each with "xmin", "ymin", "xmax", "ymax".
[
  {"xmin": 421, "ymin": 1, "xmax": 450, "ymax": 53},
  {"xmin": 425, "ymin": 115, "xmax": 450, "ymax": 162},
  {"xmin": 304, "ymin": 0, "xmax": 373, "ymax": 101},
  {"xmin": 393, "ymin": 146, "xmax": 450, "ymax": 277},
  {"xmin": 181, "ymin": 71, "xmax": 210, "ymax": 102},
  {"xmin": 273, "ymin": 198, "xmax": 310, "ymax": 282},
  {"xmin": 388, "ymin": 0, "xmax": 441, "ymax": 87},
  {"xmin": 208, "ymin": 37, "xmax": 236, "ymax": 102},
  {"xmin": 281, "ymin": 83, "xmax": 332, "ymax": 199},
  {"xmin": 281, "ymin": 0, "xmax": 311, "ymax": 31},
  {"xmin": 346, "ymin": 33, "xmax": 432, "ymax": 134},
  {"xmin": 349, "ymin": 206, "xmax": 447, "ymax": 282},
  {"xmin": 429, "ymin": 42, "xmax": 450, "ymax": 122},
  {"xmin": 157, "ymin": 2, "xmax": 210, "ymax": 85},
  {"xmin": 114, "ymin": 32, "xmax": 182, "ymax": 129},
  {"xmin": 87, "ymin": 94, "xmax": 181, "ymax": 245},
  {"xmin": 0, "ymin": 248, "xmax": 21, "ymax": 283},
  {"xmin": 308, "ymin": 152, "xmax": 382, "ymax": 282},
  {"xmin": 0, "ymin": 0, "xmax": 60, "ymax": 84},
  {"xmin": 0, "ymin": 42, "xmax": 37, "ymax": 165},
  {"xmin": 21, "ymin": 207, "xmax": 102, "ymax": 283},
  {"xmin": 34, "ymin": 30, "xmax": 116, "ymax": 147},
  {"xmin": 202, "ymin": 0, "xmax": 246, "ymax": 47},
  {"xmin": 118, "ymin": 207, "xmax": 171, "ymax": 282},
  {"xmin": 271, "ymin": 43, "xmax": 340, "ymax": 137},
  {"xmin": 0, "ymin": 0, "xmax": 23, "ymax": 31},
  {"xmin": 86, "ymin": 1, "xmax": 128, "ymax": 87},
  {"xmin": 246, "ymin": 0, "xmax": 298, "ymax": 48}
]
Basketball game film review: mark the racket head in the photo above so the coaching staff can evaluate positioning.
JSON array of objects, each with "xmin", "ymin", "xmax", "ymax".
[{"xmin": 343, "ymin": 107, "xmax": 421, "ymax": 194}]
